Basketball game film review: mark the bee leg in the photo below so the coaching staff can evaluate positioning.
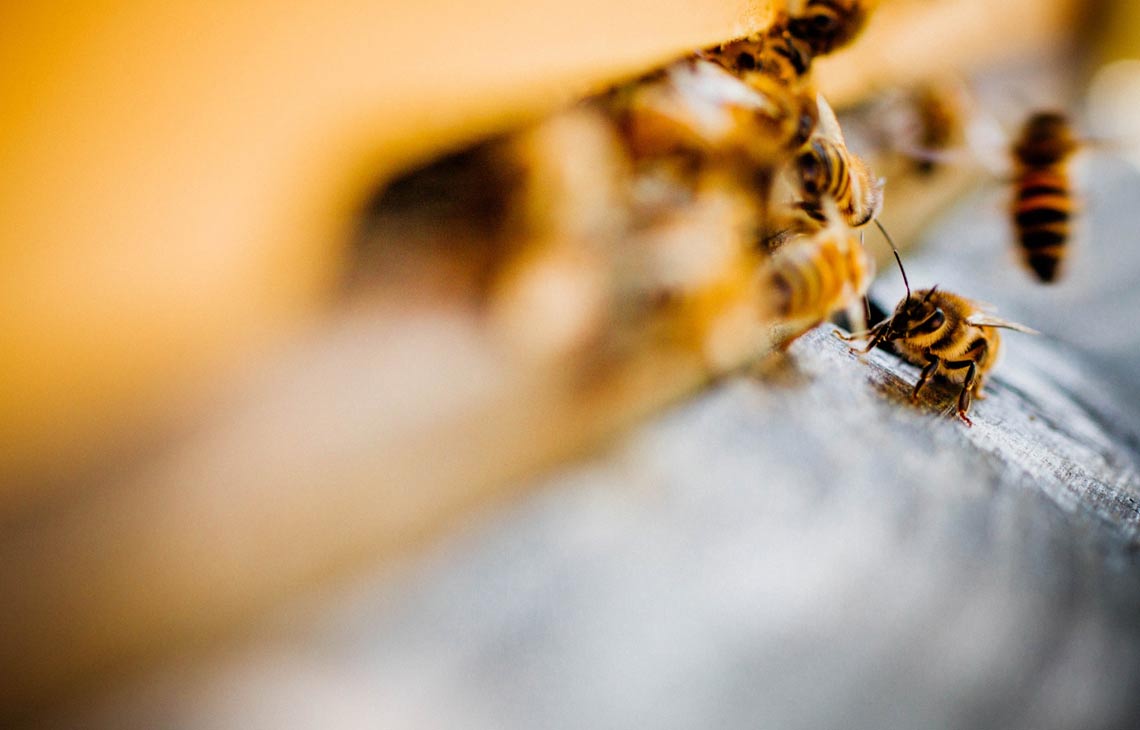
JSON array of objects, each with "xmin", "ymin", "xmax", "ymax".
[
  {"xmin": 943, "ymin": 358, "xmax": 978, "ymax": 426},
  {"xmin": 912, "ymin": 353, "xmax": 940, "ymax": 402},
  {"xmin": 972, "ymin": 376, "xmax": 988, "ymax": 401},
  {"xmin": 837, "ymin": 320, "xmax": 890, "ymax": 353}
]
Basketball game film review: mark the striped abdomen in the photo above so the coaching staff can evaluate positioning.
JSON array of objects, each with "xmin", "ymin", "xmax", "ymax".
[
  {"xmin": 768, "ymin": 230, "xmax": 870, "ymax": 324},
  {"xmin": 797, "ymin": 139, "xmax": 881, "ymax": 228},
  {"xmin": 1013, "ymin": 165, "xmax": 1072, "ymax": 283}
]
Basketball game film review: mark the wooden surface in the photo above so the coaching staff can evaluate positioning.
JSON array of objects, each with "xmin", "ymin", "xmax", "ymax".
[
  {"xmin": 32, "ymin": 155, "xmax": 1140, "ymax": 729},
  {"xmin": 2, "ymin": 1, "xmax": 1125, "ymax": 724}
]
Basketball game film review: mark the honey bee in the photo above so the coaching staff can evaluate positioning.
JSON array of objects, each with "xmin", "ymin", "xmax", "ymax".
[
  {"xmin": 1010, "ymin": 110, "xmax": 1079, "ymax": 283},
  {"xmin": 608, "ymin": 58, "xmax": 819, "ymax": 197},
  {"xmin": 704, "ymin": 23, "xmax": 814, "ymax": 87},
  {"xmin": 794, "ymin": 94, "xmax": 884, "ymax": 228},
  {"xmin": 699, "ymin": 14, "xmax": 821, "ymax": 160},
  {"xmin": 841, "ymin": 245, "xmax": 1037, "ymax": 425},
  {"xmin": 762, "ymin": 206, "xmax": 873, "ymax": 345},
  {"xmin": 908, "ymin": 80, "xmax": 967, "ymax": 176},
  {"xmin": 787, "ymin": 0, "xmax": 877, "ymax": 57}
]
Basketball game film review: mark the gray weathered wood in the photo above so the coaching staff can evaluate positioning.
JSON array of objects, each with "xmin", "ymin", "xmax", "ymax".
[
  {"xmin": 46, "ymin": 307, "xmax": 1140, "ymax": 729},
  {"xmin": 25, "ymin": 92, "xmax": 1140, "ymax": 730}
]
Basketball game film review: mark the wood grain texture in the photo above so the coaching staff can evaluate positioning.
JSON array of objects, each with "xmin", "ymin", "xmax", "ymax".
[
  {"xmin": 41, "ymin": 328, "xmax": 1140, "ymax": 730},
  {"xmin": 31, "ymin": 154, "xmax": 1140, "ymax": 730}
]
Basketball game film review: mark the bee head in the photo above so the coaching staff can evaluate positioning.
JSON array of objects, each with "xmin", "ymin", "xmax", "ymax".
[
  {"xmin": 795, "ymin": 141, "xmax": 829, "ymax": 196},
  {"xmin": 788, "ymin": 2, "xmax": 869, "ymax": 56},
  {"xmin": 788, "ymin": 10, "xmax": 840, "ymax": 48},
  {"xmin": 888, "ymin": 287, "xmax": 944, "ymax": 337}
]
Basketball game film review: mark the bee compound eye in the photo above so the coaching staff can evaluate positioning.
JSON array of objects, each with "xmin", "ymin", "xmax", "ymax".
[
  {"xmin": 812, "ymin": 13, "xmax": 838, "ymax": 32},
  {"xmin": 797, "ymin": 153, "xmax": 819, "ymax": 183},
  {"xmin": 795, "ymin": 112, "xmax": 816, "ymax": 145}
]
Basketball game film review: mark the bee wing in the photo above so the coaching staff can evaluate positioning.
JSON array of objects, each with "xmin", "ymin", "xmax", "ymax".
[
  {"xmin": 814, "ymin": 92, "xmax": 846, "ymax": 145},
  {"xmin": 963, "ymin": 108, "xmax": 1012, "ymax": 178},
  {"xmin": 965, "ymin": 313, "xmax": 1040, "ymax": 335}
]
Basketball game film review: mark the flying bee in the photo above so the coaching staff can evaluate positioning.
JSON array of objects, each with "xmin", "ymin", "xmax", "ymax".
[
  {"xmin": 794, "ymin": 93, "xmax": 884, "ymax": 228},
  {"xmin": 840, "ymin": 241, "xmax": 1038, "ymax": 425},
  {"xmin": 786, "ymin": 0, "xmax": 877, "ymax": 57},
  {"xmin": 762, "ymin": 203, "xmax": 873, "ymax": 346},
  {"xmin": 1010, "ymin": 110, "xmax": 1079, "ymax": 283},
  {"xmin": 908, "ymin": 80, "xmax": 967, "ymax": 176}
]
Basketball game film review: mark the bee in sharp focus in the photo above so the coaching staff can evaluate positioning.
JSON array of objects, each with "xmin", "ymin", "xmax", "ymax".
[
  {"xmin": 1010, "ymin": 110, "xmax": 1079, "ymax": 283},
  {"xmin": 786, "ymin": 0, "xmax": 877, "ymax": 57},
  {"xmin": 794, "ymin": 94, "xmax": 884, "ymax": 228},
  {"xmin": 763, "ymin": 203, "xmax": 873, "ymax": 346},
  {"xmin": 840, "ymin": 241, "xmax": 1037, "ymax": 425}
]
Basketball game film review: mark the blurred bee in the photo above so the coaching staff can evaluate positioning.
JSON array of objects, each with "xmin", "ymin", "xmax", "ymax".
[
  {"xmin": 787, "ymin": 0, "xmax": 877, "ymax": 57},
  {"xmin": 609, "ymin": 58, "xmax": 819, "ymax": 199},
  {"xmin": 763, "ymin": 204, "xmax": 873, "ymax": 345},
  {"xmin": 841, "ymin": 245, "xmax": 1037, "ymax": 425},
  {"xmin": 704, "ymin": 23, "xmax": 814, "ymax": 88},
  {"xmin": 1010, "ymin": 110, "xmax": 1079, "ymax": 283},
  {"xmin": 908, "ymin": 80, "xmax": 967, "ymax": 176},
  {"xmin": 794, "ymin": 94, "xmax": 884, "ymax": 228},
  {"xmin": 702, "ymin": 23, "xmax": 820, "ymax": 156}
]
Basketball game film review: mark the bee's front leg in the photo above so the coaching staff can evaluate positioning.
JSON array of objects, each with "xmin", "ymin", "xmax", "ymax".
[{"xmin": 835, "ymin": 320, "xmax": 889, "ymax": 354}]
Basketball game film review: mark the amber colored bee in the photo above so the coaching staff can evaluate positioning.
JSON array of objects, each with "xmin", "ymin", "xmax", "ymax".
[
  {"xmin": 763, "ymin": 209, "xmax": 873, "ymax": 345},
  {"xmin": 1010, "ymin": 111, "xmax": 1079, "ymax": 283},
  {"xmin": 699, "ymin": 17, "xmax": 820, "ymax": 161},
  {"xmin": 908, "ymin": 81, "xmax": 966, "ymax": 176},
  {"xmin": 794, "ymin": 94, "xmax": 884, "ymax": 228},
  {"xmin": 705, "ymin": 23, "xmax": 814, "ymax": 88},
  {"xmin": 842, "ymin": 248, "xmax": 1037, "ymax": 425},
  {"xmin": 610, "ymin": 59, "xmax": 818, "ymax": 186},
  {"xmin": 787, "ymin": 0, "xmax": 877, "ymax": 57}
]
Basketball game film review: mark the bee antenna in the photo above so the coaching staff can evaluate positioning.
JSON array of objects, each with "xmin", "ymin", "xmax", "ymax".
[{"xmin": 873, "ymin": 218, "xmax": 910, "ymax": 299}]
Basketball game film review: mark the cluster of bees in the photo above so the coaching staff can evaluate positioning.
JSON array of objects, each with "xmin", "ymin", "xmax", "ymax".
[{"xmin": 361, "ymin": 0, "xmax": 1083, "ymax": 426}]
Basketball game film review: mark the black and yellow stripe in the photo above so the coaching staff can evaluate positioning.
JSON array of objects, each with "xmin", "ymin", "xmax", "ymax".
[
  {"xmin": 1013, "ymin": 165, "xmax": 1073, "ymax": 283},
  {"xmin": 768, "ymin": 231, "xmax": 867, "ymax": 323},
  {"xmin": 797, "ymin": 138, "xmax": 875, "ymax": 226},
  {"xmin": 1011, "ymin": 112, "xmax": 1078, "ymax": 284}
]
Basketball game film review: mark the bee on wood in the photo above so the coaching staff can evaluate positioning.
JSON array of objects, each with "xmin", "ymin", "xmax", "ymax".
[
  {"xmin": 787, "ymin": 0, "xmax": 877, "ymax": 57},
  {"xmin": 841, "ymin": 239, "xmax": 1037, "ymax": 425},
  {"xmin": 1010, "ymin": 110, "xmax": 1079, "ymax": 283},
  {"xmin": 763, "ymin": 205, "xmax": 873, "ymax": 345},
  {"xmin": 794, "ymin": 94, "xmax": 884, "ymax": 228}
]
